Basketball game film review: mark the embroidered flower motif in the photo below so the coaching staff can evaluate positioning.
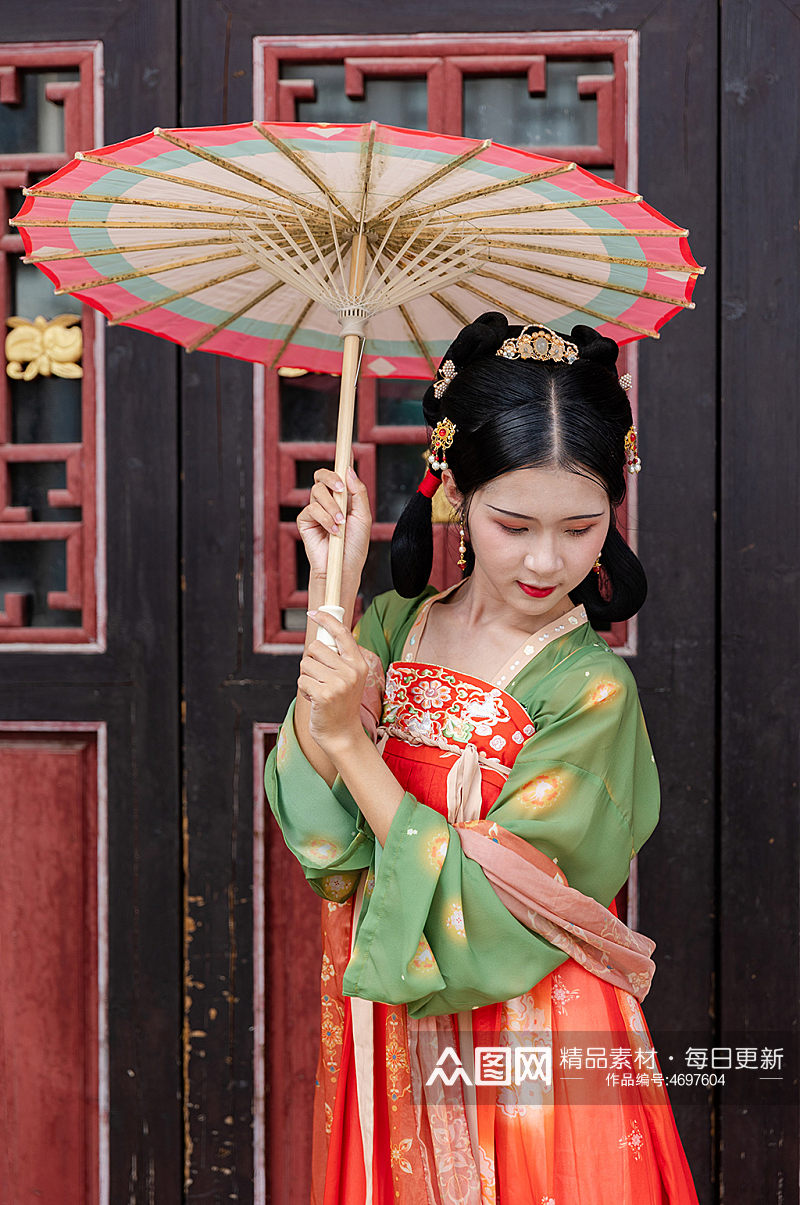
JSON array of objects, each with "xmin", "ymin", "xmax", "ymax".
[
  {"xmin": 409, "ymin": 937, "xmax": 437, "ymax": 973},
  {"xmin": 390, "ymin": 1137, "xmax": 414, "ymax": 1174},
  {"xmin": 427, "ymin": 833, "xmax": 449, "ymax": 869},
  {"xmin": 551, "ymin": 971, "xmax": 581, "ymax": 1015},
  {"xmin": 320, "ymin": 952, "xmax": 334, "ymax": 983},
  {"xmin": 305, "ymin": 837, "xmax": 341, "ymax": 864},
  {"xmin": 324, "ymin": 1102, "xmax": 334, "ymax": 1134},
  {"xmin": 319, "ymin": 872, "xmax": 357, "ymax": 901},
  {"xmin": 365, "ymin": 873, "xmax": 376, "ymax": 896},
  {"xmin": 511, "ymin": 730, "xmax": 524, "ymax": 744},
  {"xmin": 523, "ymin": 723, "xmax": 535, "ymax": 736},
  {"xmin": 410, "ymin": 678, "xmax": 453, "ymax": 709},
  {"xmin": 619, "ymin": 1118, "xmax": 645, "ymax": 1161},
  {"xmin": 445, "ymin": 902, "xmax": 466, "ymax": 940},
  {"xmin": 590, "ymin": 680, "xmax": 619, "ymax": 706},
  {"xmin": 441, "ymin": 714, "xmax": 475, "ymax": 743},
  {"xmin": 519, "ymin": 773, "xmax": 562, "ymax": 810},
  {"xmin": 627, "ymin": 971, "xmax": 651, "ymax": 996},
  {"xmin": 489, "ymin": 734, "xmax": 507, "ymax": 751}
]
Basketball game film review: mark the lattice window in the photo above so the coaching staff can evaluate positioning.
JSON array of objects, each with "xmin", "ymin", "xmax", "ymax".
[
  {"xmin": 0, "ymin": 44, "xmax": 102, "ymax": 645},
  {"xmin": 253, "ymin": 33, "xmax": 637, "ymax": 649}
]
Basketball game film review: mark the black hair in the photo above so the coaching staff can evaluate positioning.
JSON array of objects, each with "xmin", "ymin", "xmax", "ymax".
[{"xmin": 390, "ymin": 311, "xmax": 646, "ymax": 624}]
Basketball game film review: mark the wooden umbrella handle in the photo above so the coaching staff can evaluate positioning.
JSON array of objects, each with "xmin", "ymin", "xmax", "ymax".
[{"xmin": 316, "ymin": 232, "xmax": 368, "ymax": 650}]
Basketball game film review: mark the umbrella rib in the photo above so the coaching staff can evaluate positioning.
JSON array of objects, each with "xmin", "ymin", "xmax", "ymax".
[
  {"xmin": 258, "ymin": 211, "xmax": 334, "ymax": 298},
  {"xmin": 398, "ymin": 303, "xmax": 436, "ymax": 374},
  {"xmin": 109, "ymin": 263, "xmax": 261, "ymax": 325},
  {"xmin": 416, "ymin": 234, "xmax": 703, "ymax": 275},
  {"xmin": 151, "ymin": 129, "xmax": 331, "ymax": 219},
  {"xmin": 430, "ymin": 290, "xmax": 473, "ymax": 329},
  {"xmin": 399, "ymin": 222, "xmax": 692, "ymax": 239},
  {"xmin": 357, "ymin": 122, "xmax": 378, "ymax": 227},
  {"xmin": 22, "ymin": 188, "xmax": 248, "ymax": 218},
  {"xmin": 377, "ymin": 231, "xmax": 481, "ymax": 311},
  {"xmin": 54, "ymin": 247, "xmax": 244, "ymax": 294},
  {"xmin": 76, "ymin": 151, "xmax": 299, "ymax": 216},
  {"xmin": 327, "ymin": 198, "xmax": 349, "ymax": 290},
  {"xmin": 409, "ymin": 161, "xmax": 577, "ymax": 219},
  {"xmin": 360, "ymin": 212, "xmax": 404, "ymax": 296},
  {"xmin": 186, "ymin": 279, "xmax": 284, "ymax": 352},
  {"xmin": 368, "ymin": 139, "xmax": 491, "ymax": 227},
  {"xmin": 252, "ymin": 122, "xmax": 355, "ymax": 223},
  {"xmin": 288, "ymin": 201, "xmax": 341, "ymax": 296},
  {"xmin": 25, "ymin": 236, "xmax": 236, "ymax": 263},
  {"xmin": 12, "ymin": 217, "xmax": 237, "ymax": 231},
  {"xmin": 445, "ymin": 195, "xmax": 643, "ymax": 222},
  {"xmin": 270, "ymin": 298, "xmax": 315, "ymax": 369},
  {"xmin": 485, "ymin": 253, "xmax": 695, "ymax": 308},
  {"xmin": 465, "ymin": 271, "xmax": 659, "ymax": 338}
]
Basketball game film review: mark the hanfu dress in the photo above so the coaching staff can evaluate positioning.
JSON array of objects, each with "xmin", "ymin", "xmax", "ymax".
[{"xmin": 265, "ymin": 583, "xmax": 699, "ymax": 1204}]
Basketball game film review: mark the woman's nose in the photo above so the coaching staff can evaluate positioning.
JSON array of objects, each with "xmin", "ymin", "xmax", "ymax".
[{"xmin": 523, "ymin": 542, "xmax": 563, "ymax": 576}]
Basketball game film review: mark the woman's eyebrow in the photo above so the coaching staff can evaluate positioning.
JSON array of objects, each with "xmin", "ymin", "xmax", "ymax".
[{"xmin": 487, "ymin": 505, "xmax": 604, "ymax": 521}]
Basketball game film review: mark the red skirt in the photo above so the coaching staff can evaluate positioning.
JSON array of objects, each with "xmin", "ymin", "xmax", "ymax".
[{"xmin": 311, "ymin": 738, "xmax": 699, "ymax": 1205}]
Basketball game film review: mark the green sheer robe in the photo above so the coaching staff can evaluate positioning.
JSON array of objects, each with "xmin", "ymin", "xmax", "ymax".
[{"xmin": 264, "ymin": 587, "xmax": 660, "ymax": 1019}]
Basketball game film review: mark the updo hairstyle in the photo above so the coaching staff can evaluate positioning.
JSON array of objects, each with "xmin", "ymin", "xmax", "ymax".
[{"xmin": 389, "ymin": 311, "xmax": 646, "ymax": 624}]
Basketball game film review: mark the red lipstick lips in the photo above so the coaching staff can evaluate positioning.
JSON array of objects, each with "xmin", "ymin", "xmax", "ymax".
[{"xmin": 518, "ymin": 582, "xmax": 556, "ymax": 598}]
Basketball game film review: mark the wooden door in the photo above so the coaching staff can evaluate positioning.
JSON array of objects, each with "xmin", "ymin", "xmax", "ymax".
[
  {"xmin": 179, "ymin": 4, "xmax": 721, "ymax": 1203},
  {"xmin": 0, "ymin": 7, "xmax": 182, "ymax": 1205}
]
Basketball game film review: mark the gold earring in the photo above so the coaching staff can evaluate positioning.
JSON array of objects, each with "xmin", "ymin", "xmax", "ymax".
[{"xmin": 458, "ymin": 524, "xmax": 467, "ymax": 568}]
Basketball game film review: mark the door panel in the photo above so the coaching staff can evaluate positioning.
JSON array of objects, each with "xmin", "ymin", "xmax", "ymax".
[{"xmin": 0, "ymin": 7, "xmax": 181, "ymax": 1205}]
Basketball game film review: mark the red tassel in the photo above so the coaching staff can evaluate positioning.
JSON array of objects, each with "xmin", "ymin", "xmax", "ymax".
[{"xmin": 597, "ymin": 564, "xmax": 613, "ymax": 602}]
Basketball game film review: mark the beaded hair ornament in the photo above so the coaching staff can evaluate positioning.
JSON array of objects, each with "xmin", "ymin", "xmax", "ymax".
[{"xmin": 423, "ymin": 323, "xmax": 641, "ymax": 482}]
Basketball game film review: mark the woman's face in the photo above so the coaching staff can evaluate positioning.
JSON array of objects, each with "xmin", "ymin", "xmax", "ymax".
[{"xmin": 443, "ymin": 464, "xmax": 610, "ymax": 622}]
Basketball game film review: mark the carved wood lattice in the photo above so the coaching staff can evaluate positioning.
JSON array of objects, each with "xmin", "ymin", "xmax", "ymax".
[
  {"xmin": 0, "ymin": 44, "xmax": 100, "ymax": 643},
  {"xmin": 254, "ymin": 34, "xmax": 636, "ymax": 648}
]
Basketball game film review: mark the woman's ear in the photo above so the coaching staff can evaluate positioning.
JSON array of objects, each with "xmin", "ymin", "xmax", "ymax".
[{"xmin": 440, "ymin": 468, "xmax": 464, "ymax": 512}]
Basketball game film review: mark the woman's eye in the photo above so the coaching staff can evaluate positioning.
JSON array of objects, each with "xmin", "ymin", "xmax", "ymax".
[
  {"xmin": 567, "ymin": 527, "xmax": 592, "ymax": 537},
  {"xmin": 499, "ymin": 523, "xmax": 526, "ymax": 534}
]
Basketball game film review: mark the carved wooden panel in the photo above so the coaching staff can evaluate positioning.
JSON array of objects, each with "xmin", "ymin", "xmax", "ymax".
[
  {"xmin": 253, "ymin": 33, "xmax": 637, "ymax": 650},
  {"xmin": 0, "ymin": 43, "xmax": 102, "ymax": 645}
]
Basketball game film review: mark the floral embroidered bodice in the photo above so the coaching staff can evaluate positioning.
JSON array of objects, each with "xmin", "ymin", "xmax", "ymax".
[{"xmin": 382, "ymin": 662, "xmax": 535, "ymax": 768}]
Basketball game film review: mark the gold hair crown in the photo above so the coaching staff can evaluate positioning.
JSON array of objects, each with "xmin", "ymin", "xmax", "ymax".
[{"xmin": 496, "ymin": 324, "xmax": 579, "ymax": 364}]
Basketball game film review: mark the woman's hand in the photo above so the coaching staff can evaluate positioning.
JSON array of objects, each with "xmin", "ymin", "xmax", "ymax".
[
  {"xmin": 296, "ymin": 465, "xmax": 372, "ymax": 595},
  {"xmin": 297, "ymin": 608, "xmax": 371, "ymax": 761}
]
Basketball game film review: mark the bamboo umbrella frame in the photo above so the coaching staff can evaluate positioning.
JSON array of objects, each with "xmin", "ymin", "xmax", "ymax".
[{"xmin": 14, "ymin": 121, "xmax": 704, "ymax": 637}]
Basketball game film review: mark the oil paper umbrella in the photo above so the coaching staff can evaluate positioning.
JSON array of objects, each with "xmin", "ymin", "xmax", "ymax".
[{"xmin": 12, "ymin": 119, "xmax": 703, "ymax": 631}]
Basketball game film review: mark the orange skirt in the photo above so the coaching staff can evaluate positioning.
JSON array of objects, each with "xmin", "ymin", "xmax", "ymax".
[{"xmin": 311, "ymin": 740, "xmax": 699, "ymax": 1205}]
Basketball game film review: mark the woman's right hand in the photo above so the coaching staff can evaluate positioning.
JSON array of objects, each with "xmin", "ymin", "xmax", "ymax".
[{"xmin": 296, "ymin": 465, "xmax": 372, "ymax": 590}]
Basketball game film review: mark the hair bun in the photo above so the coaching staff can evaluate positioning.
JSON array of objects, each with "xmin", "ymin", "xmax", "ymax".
[
  {"xmin": 570, "ymin": 324, "xmax": 619, "ymax": 372},
  {"xmin": 423, "ymin": 312, "xmax": 509, "ymax": 417}
]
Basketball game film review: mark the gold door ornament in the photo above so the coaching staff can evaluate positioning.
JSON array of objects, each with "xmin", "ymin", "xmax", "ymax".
[{"xmin": 5, "ymin": 314, "xmax": 83, "ymax": 381}]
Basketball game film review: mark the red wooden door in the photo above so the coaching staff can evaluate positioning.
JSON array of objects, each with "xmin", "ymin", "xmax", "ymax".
[
  {"xmin": 0, "ymin": 11, "xmax": 181, "ymax": 1205},
  {"xmin": 178, "ymin": 6, "xmax": 719, "ymax": 1204}
]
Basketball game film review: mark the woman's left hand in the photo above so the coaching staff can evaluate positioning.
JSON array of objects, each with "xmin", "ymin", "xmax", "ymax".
[{"xmin": 298, "ymin": 609, "xmax": 370, "ymax": 760}]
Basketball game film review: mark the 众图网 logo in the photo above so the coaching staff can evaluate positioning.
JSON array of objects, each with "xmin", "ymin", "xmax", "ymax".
[{"xmin": 425, "ymin": 1045, "xmax": 552, "ymax": 1088}]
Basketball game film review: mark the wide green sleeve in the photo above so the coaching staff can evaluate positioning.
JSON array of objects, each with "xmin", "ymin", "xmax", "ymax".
[
  {"xmin": 342, "ymin": 643, "xmax": 660, "ymax": 1018},
  {"xmin": 263, "ymin": 587, "xmax": 436, "ymax": 902}
]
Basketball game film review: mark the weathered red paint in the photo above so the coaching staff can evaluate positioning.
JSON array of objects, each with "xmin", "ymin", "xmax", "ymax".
[{"xmin": 0, "ymin": 730, "xmax": 100, "ymax": 1205}]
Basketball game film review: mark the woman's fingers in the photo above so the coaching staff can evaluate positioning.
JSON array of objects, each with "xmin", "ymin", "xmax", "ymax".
[{"xmin": 307, "ymin": 610, "xmax": 364, "ymax": 664}]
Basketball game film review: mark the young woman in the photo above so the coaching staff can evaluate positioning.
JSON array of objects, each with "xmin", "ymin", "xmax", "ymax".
[{"xmin": 265, "ymin": 312, "xmax": 700, "ymax": 1204}]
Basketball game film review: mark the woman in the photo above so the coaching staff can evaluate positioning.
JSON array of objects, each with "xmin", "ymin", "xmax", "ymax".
[{"xmin": 265, "ymin": 312, "xmax": 699, "ymax": 1204}]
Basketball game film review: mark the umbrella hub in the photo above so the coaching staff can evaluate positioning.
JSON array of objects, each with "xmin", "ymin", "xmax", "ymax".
[{"xmin": 338, "ymin": 306, "xmax": 370, "ymax": 338}]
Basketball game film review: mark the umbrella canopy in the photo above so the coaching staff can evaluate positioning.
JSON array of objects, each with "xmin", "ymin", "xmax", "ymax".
[{"xmin": 13, "ymin": 120, "xmax": 702, "ymax": 380}]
